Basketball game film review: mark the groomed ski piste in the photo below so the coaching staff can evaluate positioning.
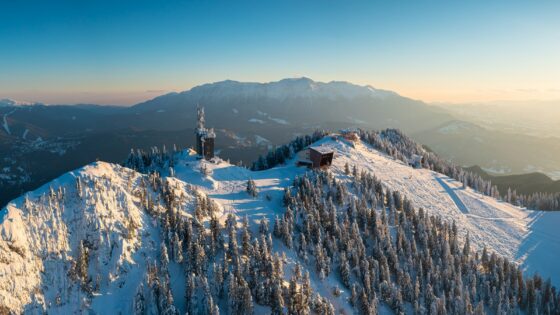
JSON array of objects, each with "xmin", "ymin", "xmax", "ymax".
[
  {"xmin": 1, "ymin": 134, "xmax": 559, "ymax": 313},
  {"xmin": 319, "ymin": 137, "xmax": 560, "ymax": 287}
]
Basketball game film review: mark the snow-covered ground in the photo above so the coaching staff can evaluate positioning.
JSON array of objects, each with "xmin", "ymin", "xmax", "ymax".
[
  {"xmin": 1, "ymin": 135, "xmax": 559, "ymax": 313},
  {"xmin": 168, "ymin": 152, "xmax": 360, "ymax": 314},
  {"xmin": 167, "ymin": 138, "xmax": 560, "ymax": 306},
  {"xmin": 313, "ymin": 137, "xmax": 560, "ymax": 286},
  {"xmin": 0, "ymin": 162, "xmax": 204, "ymax": 313},
  {"xmin": 171, "ymin": 137, "xmax": 560, "ymax": 287},
  {"xmin": 168, "ymin": 150, "xmax": 305, "ymax": 230}
]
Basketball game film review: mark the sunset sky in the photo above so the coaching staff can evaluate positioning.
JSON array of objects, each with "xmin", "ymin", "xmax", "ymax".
[{"xmin": 1, "ymin": 0, "xmax": 559, "ymax": 105}]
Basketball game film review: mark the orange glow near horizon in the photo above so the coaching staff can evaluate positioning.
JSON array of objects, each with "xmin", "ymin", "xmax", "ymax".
[{"xmin": 4, "ymin": 78, "xmax": 560, "ymax": 106}]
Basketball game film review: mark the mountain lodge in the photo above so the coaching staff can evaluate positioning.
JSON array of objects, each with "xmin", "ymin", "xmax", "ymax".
[{"xmin": 309, "ymin": 146, "xmax": 334, "ymax": 168}]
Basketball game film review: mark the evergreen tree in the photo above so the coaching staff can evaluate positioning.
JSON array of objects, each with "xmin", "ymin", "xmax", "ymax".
[{"xmin": 246, "ymin": 179, "xmax": 258, "ymax": 198}]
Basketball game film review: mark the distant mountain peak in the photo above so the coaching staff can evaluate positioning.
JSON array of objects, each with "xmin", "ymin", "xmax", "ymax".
[
  {"xmin": 0, "ymin": 98, "xmax": 41, "ymax": 107},
  {"xmin": 178, "ymin": 77, "xmax": 398, "ymax": 101},
  {"xmin": 276, "ymin": 76, "xmax": 314, "ymax": 84}
]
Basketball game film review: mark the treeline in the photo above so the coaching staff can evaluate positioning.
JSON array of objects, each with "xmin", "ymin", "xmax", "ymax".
[
  {"xmin": 276, "ymin": 168, "xmax": 559, "ymax": 314},
  {"xmin": 122, "ymin": 128, "xmax": 559, "ymax": 211},
  {"xmin": 124, "ymin": 145, "xmax": 178, "ymax": 173},
  {"xmin": 359, "ymin": 129, "xmax": 560, "ymax": 211},
  {"xmin": 251, "ymin": 130, "xmax": 329, "ymax": 171}
]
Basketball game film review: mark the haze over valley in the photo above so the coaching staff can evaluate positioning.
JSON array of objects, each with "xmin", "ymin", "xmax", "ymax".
[{"xmin": 2, "ymin": 78, "xmax": 560, "ymax": 207}]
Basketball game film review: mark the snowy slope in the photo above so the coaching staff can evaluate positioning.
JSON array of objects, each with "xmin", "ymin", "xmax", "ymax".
[
  {"xmin": 167, "ymin": 151, "xmax": 362, "ymax": 314},
  {"xmin": 170, "ymin": 137, "xmax": 560, "ymax": 287},
  {"xmin": 0, "ymin": 162, "xmax": 206, "ymax": 313},
  {"xmin": 0, "ymin": 149, "xmax": 355, "ymax": 314},
  {"xmin": 1, "ymin": 135, "xmax": 559, "ymax": 313},
  {"xmin": 310, "ymin": 136, "xmax": 560, "ymax": 286}
]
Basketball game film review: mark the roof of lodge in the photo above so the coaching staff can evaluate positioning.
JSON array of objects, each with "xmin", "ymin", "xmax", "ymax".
[{"xmin": 310, "ymin": 145, "xmax": 335, "ymax": 154}]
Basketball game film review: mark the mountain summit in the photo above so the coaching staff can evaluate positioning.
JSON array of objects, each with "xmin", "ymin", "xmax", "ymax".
[
  {"xmin": 132, "ymin": 77, "xmax": 448, "ymax": 135},
  {"xmin": 181, "ymin": 77, "xmax": 398, "ymax": 101}
]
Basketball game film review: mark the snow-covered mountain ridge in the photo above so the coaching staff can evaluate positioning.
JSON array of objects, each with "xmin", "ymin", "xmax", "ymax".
[
  {"xmin": 0, "ymin": 161, "xmax": 207, "ymax": 313},
  {"xmin": 1, "ymin": 136, "xmax": 559, "ymax": 314},
  {"xmin": 180, "ymin": 77, "xmax": 398, "ymax": 101},
  {"xmin": 0, "ymin": 99, "xmax": 40, "ymax": 107}
]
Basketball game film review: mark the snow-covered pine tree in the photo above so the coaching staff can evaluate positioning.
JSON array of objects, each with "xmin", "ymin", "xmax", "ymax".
[{"xmin": 246, "ymin": 179, "xmax": 258, "ymax": 198}]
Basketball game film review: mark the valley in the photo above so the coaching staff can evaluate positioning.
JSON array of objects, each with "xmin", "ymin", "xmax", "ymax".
[{"xmin": 2, "ymin": 79, "xmax": 559, "ymax": 209}]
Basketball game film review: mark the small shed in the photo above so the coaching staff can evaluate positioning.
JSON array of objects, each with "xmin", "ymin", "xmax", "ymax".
[{"xmin": 309, "ymin": 146, "xmax": 334, "ymax": 168}]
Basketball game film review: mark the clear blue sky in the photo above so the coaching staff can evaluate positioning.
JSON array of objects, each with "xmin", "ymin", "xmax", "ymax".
[{"xmin": 1, "ymin": 0, "xmax": 559, "ymax": 105}]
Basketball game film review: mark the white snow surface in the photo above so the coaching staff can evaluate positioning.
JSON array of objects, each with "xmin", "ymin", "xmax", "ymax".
[
  {"xmin": 314, "ymin": 137, "xmax": 560, "ymax": 286},
  {"xmin": 1, "ymin": 136, "xmax": 559, "ymax": 313},
  {"xmin": 168, "ymin": 137, "xmax": 560, "ymax": 304},
  {"xmin": 0, "ymin": 162, "xmax": 205, "ymax": 313}
]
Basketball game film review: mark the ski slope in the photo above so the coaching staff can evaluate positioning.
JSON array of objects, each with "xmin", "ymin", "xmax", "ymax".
[
  {"xmin": 316, "ymin": 137, "xmax": 560, "ymax": 286},
  {"xmin": 152, "ymin": 138, "xmax": 560, "ymax": 288}
]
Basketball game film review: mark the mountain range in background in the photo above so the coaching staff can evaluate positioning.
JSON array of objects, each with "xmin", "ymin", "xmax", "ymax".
[
  {"xmin": 436, "ymin": 100, "xmax": 560, "ymax": 138},
  {"xmin": 1, "ymin": 78, "xmax": 559, "ymax": 207}
]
